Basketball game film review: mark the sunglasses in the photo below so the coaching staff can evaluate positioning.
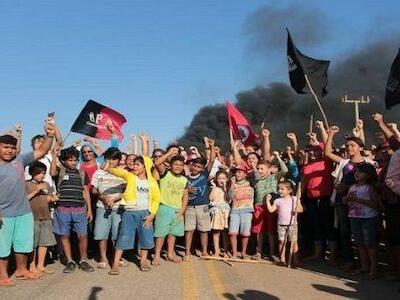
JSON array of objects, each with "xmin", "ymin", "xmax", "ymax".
[
  {"xmin": 83, "ymin": 150, "xmax": 93, "ymax": 154},
  {"xmin": 153, "ymin": 155, "xmax": 162, "ymax": 159}
]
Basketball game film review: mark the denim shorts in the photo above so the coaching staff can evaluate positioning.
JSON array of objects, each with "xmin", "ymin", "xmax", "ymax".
[
  {"xmin": 116, "ymin": 210, "xmax": 154, "ymax": 250},
  {"xmin": 52, "ymin": 206, "xmax": 88, "ymax": 237},
  {"xmin": 94, "ymin": 206, "xmax": 122, "ymax": 241},
  {"xmin": 350, "ymin": 217, "xmax": 378, "ymax": 247},
  {"xmin": 229, "ymin": 208, "xmax": 253, "ymax": 237},
  {"xmin": 0, "ymin": 213, "xmax": 34, "ymax": 257}
]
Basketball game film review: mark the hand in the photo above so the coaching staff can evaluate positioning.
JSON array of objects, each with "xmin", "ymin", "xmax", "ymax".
[
  {"xmin": 286, "ymin": 132, "xmax": 297, "ymax": 141},
  {"xmin": 52, "ymin": 144, "xmax": 62, "ymax": 156},
  {"xmin": 52, "ymin": 193, "xmax": 60, "ymax": 202},
  {"xmin": 86, "ymin": 209, "xmax": 93, "ymax": 223},
  {"xmin": 328, "ymin": 126, "xmax": 339, "ymax": 135},
  {"xmin": 356, "ymin": 119, "xmax": 364, "ymax": 129},
  {"xmin": 272, "ymin": 151, "xmax": 280, "ymax": 159},
  {"xmin": 372, "ymin": 113, "xmax": 384, "ymax": 125},
  {"xmin": 14, "ymin": 124, "xmax": 23, "ymax": 136},
  {"xmin": 352, "ymin": 127, "xmax": 361, "ymax": 138},
  {"xmin": 176, "ymin": 211, "xmax": 184, "ymax": 221},
  {"xmin": 266, "ymin": 194, "xmax": 272, "ymax": 203},
  {"xmin": 36, "ymin": 183, "xmax": 47, "ymax": 193},
  {"xmin": 207, "ymin": 138, "xmax": 215, "ymax": 147},
  {"xmin": 73, "ymin": 139, "xmax": 81, "ymax": 148},
  {"xmin": 261, "ymin": 129, "xmax": 270, "ymax": 137},
  {"xmin": 153, "ymin": 138, "xmax": 160, "ymax": 147},
  {"xmin": 315, "ymin": 120, "xmax": 324, "ymax": 129},
  {"xmin": 139, "ymin": 133, "xmax": 149, "ymax": 142},
  {"xmin": 143, "ymin": 214, "xmax": 155, "ymax": 228},
  {"xmin": 168, "ymin": 146, "xmax": 179, "ymax": 156},
  {"xmin": 214, "ymin": 146, "xmax": 221, "ymax": 154},
  {"xmin": 44, "ymin": 122, "xmax": 56, "ymax": 137},
  {"xmin": 188, "ymin": 186, "xmax": 198, "ymax": 194},
  {"xmin": 387, "ymin": 123, "xmax": 398, "ymax": 131}
]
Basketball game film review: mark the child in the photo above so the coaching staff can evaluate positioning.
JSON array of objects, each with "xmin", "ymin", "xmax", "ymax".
[
  {"xmin": 267, "ymin": 181, "xmax": 303, "ymax": 267},
  {"xmin": 50, "ymin": 146, "xmax": 94, "ymax": 273},
  {"xmin": 209, "ymin": 170, "xmax": 230, "ymax": 257},
  {"xmin": 343, "ymin": 163, "xmax": 382, "ymax": 279},
  {"xmin": 184, "ymin": 139, "xmax": 215, "ymax": 260},
  {"xmin": 106, "ymin": 155, "xmax": 160, "ymax": 274},
  {"xmin": 228, "ymin": 166, "xmax": 254, "ymax": 259},
  {"xmin": 90, "ymin": 147, "xmax": 126, "ymax": 269},
  {"xmin": 26, "ymin": 161, "xmax": 58, "ymax": 274},
  {"xmin": 153, "ymin": 146, "xmax": 189, "ymax": 265}
]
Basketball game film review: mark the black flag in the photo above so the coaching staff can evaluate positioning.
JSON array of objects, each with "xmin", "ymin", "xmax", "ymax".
[
  {"xmin": 385, "ymin": 50, "xmax": 400, "ymax": 110},
  {"xmin": 287, "ymin": 29, "xmax": 330, "ymax": 98}
]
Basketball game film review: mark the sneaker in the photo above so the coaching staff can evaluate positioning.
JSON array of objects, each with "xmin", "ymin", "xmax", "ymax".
[
  {"xmin": 79, "ymin": 261, "xmax": 95, "ymax": 273},
  {"xmin": 63, "ymin": 261, "xmax": 77, "ymax": 273}
]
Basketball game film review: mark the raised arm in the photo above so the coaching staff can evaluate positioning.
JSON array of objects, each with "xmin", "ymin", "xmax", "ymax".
[
  {"xmin": 286, "ymin": 132, "xmax": 299, "ymax": 155},
  {"xmin": 352, "ymin": 119, "xmax": 365, "ymax": 145},
  {"xmin": 324, "ymin": 126, "xmax": 342, "ymax": 164},
  {"xmin": 261, "ymin": 128, "xmax": 271, "ymax": 162},
  {"xmin": 273, "ymin": 151, "xmax": 289, "ymax": 175},
  {"xmin": 130, "ymin": 135, "xmax": 138, "ymax": 156},
  {"xmin": 387, "ymin": 123, "xmax": 400, "ymax": 140},
  {"xmin": 315, "ymin": 120, "xmax": 328, "ymax": 144},
  {"xmin": 50, "ymin": 144, "xmax": 61, "ymax": 177},
  {"xmin": 266, "ymin": 194, "xmax": 277, "ymax": 213},
  {"xmin": 15, "ymin": 124, "xmax": 23, "ymax": 155},
  {"xmin": 139, "ymin": 133, "xmax": 150, "ymax": 157},
  {"xmin": 232, "ymin": 140, "xmax": 245, "ymax": 167},
  {"xmin": 373, "ymin": 113, "xmax": 393, "ymax": 140},
  {"xmin": 34, "ymin": 122, "xmax": 55, "ymax": 161},
  {"xmin": 154, "ymin": 147, "xmax": 179, "ymax": 174}
]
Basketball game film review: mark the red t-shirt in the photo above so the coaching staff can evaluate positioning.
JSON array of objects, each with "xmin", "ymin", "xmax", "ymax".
[
  {"xmin": 80, "ymin": 163, "xmax": 98, "ymax": 186},
  {"xmin": 302, "ymin": 157, "xmax": 334, "ymax": 199}
]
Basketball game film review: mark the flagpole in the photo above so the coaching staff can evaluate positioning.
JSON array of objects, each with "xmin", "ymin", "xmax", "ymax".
[
  {"xmin": 62, "ymin": 131, "xmax": 71, "ymax": 146},
  {"xmin": 304, "ymin": 74, "xmax": 329, "ymax": 129},
  {"xmin": 309, "ymin": 114, "xmax": 314, "ymax": 133}
]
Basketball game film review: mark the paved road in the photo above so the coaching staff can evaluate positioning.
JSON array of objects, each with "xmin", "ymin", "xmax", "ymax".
[{"xmin": 1, "ymin": 256, "xmax": 398, "ymax": 299}]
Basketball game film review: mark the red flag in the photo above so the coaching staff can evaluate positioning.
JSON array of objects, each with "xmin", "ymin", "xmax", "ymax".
[
  {"xmin": 226, "ymin": 101, "xmax": 256, "ymax": 146},
  {"xmin": 71, "ymin": 100, "xmax": 127, "ymax": 141}
]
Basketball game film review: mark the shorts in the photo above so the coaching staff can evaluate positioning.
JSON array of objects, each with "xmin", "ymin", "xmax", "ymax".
[
  {"xmin": 52, "ymin": 206, "xmax": 88, "ymax": 237},
  {"xmin": 116, "ymin": 210, "xmax": 154, "ymax": 250},
  {"xmin": 229, "ymin": 209, "xmax": 253, "ymax": 237},
  {"xmin": 94, "ymin": 207, "xmax": 122, "ymax": 241},
  {"xmin": 184, "ymin": 205, "xmax": 211, "ymax": 232},
  {"xmin": 350, "ymin": 217, "xmax": 378, "ymax": 247},
  {"xmin": 0, "ymin": 213, "xmax": 34, "ymax": 257},
  {"xmin": 154, "ymin": 204, "xmax": 184, "ymax": 238},
  {"xmin": 277, "ymin": 224, "xmax": 298, "ymax": 242},
  {"xmin": 251, "ymin": 205, "xmax": 267, "ymax": 234},
  {"xmin": 34, "ymin": 219, "xmax": 57, "ymax": 247}
]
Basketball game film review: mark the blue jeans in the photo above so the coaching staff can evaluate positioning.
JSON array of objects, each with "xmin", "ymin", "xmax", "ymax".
[{"xmin": 94, "ymin": 206, "xmax": 123, "ymax": 241}]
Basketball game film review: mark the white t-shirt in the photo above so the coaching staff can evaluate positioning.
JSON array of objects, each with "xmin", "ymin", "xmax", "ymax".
[
  {"xmin": 347, "ymin": 184, "xmax": 379, "ymax": 218},
  {"xmin": 25, "ymin": 153, "xmax": 56, "ymax": 192},
  {"xmin": 91, "ymin": 169, "xmax": 126, "ymax": 209},
  {"xmin": 127, "ymin": 178, "xmax": 150, "ymax": 211},
  {"xmin": 209, "ymin": 159, "xmax": 223, "ymax": 179}
]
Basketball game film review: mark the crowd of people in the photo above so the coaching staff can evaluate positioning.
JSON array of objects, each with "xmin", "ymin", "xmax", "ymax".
[{"xmin": 0, "ymin": 112, "xmax": 400, "ymax": 288}]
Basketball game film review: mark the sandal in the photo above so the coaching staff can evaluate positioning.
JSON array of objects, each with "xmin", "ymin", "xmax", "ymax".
[
  {"xmin": 108, "ymin": 268, "xmax": 120, "ymax": 275},
  {"xmin": 119, "ymin": 259, "xmax": 129, "ymax": 267},
  {"xmin": 0, "ymin": 278, "xmax": 15, "ymax": 287},
  {"xmin": 15, "ymin": 271, "xmax": 39, "ymax": 280},
  {"xmin": 140, "ymin": 263, "xmax": 151, "ymax": 272},
  {"xmin": 97, "ymin": 262, "xmax": 108, "ymax": 269},
  {"xmin": 37, "ymin": 268, "xmax": 55, "ymax": 275},
  {"xmin": 183, "ymin": 255, "xmax": 191, "ymax": 262}
]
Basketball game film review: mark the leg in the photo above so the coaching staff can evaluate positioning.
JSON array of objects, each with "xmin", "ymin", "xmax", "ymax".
[
  {"xmin": 267, "ymin": 233, "xmax": 275, "ymax": 257},
  {"xmin": 278, "ymin": 240, "xmax": 287, "ymax": 264},
  {"xmin": 37, "ymin": 247, "xmax": 48, "ymax": 271},
  {"xmin": 29, "ymin": 249, "xmax": 37, "ymax": 273},
  {"xmin": 358, "ymin": 246, "xmax": 369, "ymax": 272},
  {"xmin": 241, "ymin": 237, "xmax": 250, "ymax": 257},
  {"xmin": 213, "ymin": 231, "xmax": 221, "ymax": 256},
  {"xmin": 153, "ymin": 237, "xmax": 165, "ymax": 265},
  {"xmin": 15, "ymin": 253, "xmax": 37, "ymax": 279},
  {"xmin": 60, "ymin": 236, "xmax": 73, "ymax": 262},
  {"xmin": 256, "ymin": 233, "xmax": 264, "ymax": 255},
  {"xmin": 111, "ymin": 249, "xmax": 124, "ymax": 271},
  {"xmin": 78, "ymin": 235, "xmax": 89, "ymax": 261},
  {"xmin": 222, "ymin": 230, "xmax": 229, "ymax": 255},
  {"xmin": 367, "ymin": 247, "xmax": 377, "ymax": 277},
  {"xmin": 184, "ymin": 230, "xmax": 194, "ymax": 257},
  {"xmin": 230, "ymin": 234, "xmax": 238, "ymax": 258},
  {"xmin": 336, "ymin": 204, "xmax": 354, "ymax": 264},
  {"xmin": 0, "ymin": 258, "xmax": 9, "ymax": 280},
  {"xmin": 98, "ymin": 240, "xmax": 108, "ymax": 263},
  {"xmin": 140, "ymin": 249, "xmax": 149, "ymax": 267},
  {"xmin": 167, "ymin": 235, "xmax": 181, "ymax": 262},
  {"xmin": 200, "ymin": 232, "xmax": 208, "ymax": 256}
]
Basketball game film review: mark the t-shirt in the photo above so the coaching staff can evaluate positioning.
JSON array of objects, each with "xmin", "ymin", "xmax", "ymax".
[
  {"xmin": 209, "ymin": 159, "xmax": 223, "ymax": 179},
  {"xmin": 159, "ymin": 171, "xmax": 188, "ymax": 209},
  {"xmin": 0, "ymin": 152, "xmax": 35, "ymax": 217},
  {"xmin": 25, "ymin": 180, "xmax": 52, "ymax": 220},
  {"xmin": 58, "ymin": 168, "xmax": 85, "ymax": 207},
  {"xmin": 275, "ymin": 196, "xmax": 297, "ymax": 225},
  {"xmin": 187, "ymin": 171, "xmax": 209, "ymax": 206},
  {"xmin": 25, "ymin": 153, "xmax": 56, "ymax": 192},
  {"xmin": 230, "ymin": 180, "xmax": 254, "ymax": 211},
  {"xmin": 302, "ymin": 158, "xmax": 334, "ymax": 199},
  {"xmin": 80, "ymin": 162, "xmax": 98, "ymax": 186},
  {"xmin": 254, "ymin": 175, "xmax": 279, "ymax": 205},
  {"xmin": 347, "ymin": 184, "xmax": 379, "ymax": 218},
  {"xmin": 127, "ymin": 178, "xmax": 149, "ymax": 211},
  {"xmin": 335, "ymin": 161, "xmax": 364, "ymax": 203},
  {"xmin": 91, "ymin": 169, "xmax": 126, "ymax": 209}
]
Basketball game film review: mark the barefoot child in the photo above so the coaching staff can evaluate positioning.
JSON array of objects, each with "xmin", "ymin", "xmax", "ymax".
[
  {"xmin": 343, "ymin": 163, "xmax": 382, "ymax": 279},
  {"xmin": 153, "ymin": 146, "xmax": 189, "ymax": 264},
  {"xmin": 228, "ymin": 166, "xmax": 254, "ymax": 259},
  {"xmin": 267, "ymin": 181, "xmax": 303, "ymax": 266},
  {"xmin": 209, "ymin": 170, "xmax": 230, "ymax": 257},
  {"xmin": 26, "ymin": 161, "xmax": 58, "ymax": 275}
]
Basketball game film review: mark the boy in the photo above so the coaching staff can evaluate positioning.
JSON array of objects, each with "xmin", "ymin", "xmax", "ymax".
[
  {"xmin": 50, "ymin": 146, "xmax": 94, "ymax": 273},
  {"xmin": 229, "ymin": 166, "xmax": 254, "ymax": 259},
  {"xmin": 184, "ymin": 138, "xmax": 216, "ymax": 259},
  {"xmin": 153, "ymin": 146, "xmax": 189, "ymax": 265},
  {"xmin": 0, "ymin": 121, "xmax": 55, "ymax": 287},
  {"xmin": 91, "ymin": 147, "xmax": 126, "ymax": 269},
  {"xmin": 26, "ymin": 161, "xmax": 58, "ymax": 274}
]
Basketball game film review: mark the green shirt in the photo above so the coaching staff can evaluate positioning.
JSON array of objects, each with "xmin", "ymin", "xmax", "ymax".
[
  {"xmin": 254, "ymin": 175, "xmax": 279, "ymax": 205},
  {"xmin": 159, "ymin": 171, "xmax": 188, "ymax": 209}
]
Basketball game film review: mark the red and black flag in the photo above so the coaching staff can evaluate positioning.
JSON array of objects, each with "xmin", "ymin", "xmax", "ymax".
[
  {"xmin": 385, "ymin": 49, "xmax": 400, "ymax": 110},
  {"xmin": 227, "ymin": 101, "xmax": 256, "ymax": 146},
  {"xmin": 71, "ymin": 100, "xmax": 127, "ymax": 141},
  {"xmin": 287, "ymin": 28, "xmax": 330, "ymax": 98}
]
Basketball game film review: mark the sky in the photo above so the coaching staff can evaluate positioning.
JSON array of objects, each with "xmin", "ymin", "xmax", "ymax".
[{"xmin": 0, "ymin": 0, "xmax": 399, "ymax": 151}]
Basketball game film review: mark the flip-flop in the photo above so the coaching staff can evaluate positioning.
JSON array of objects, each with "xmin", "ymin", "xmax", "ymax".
[
  {"xmin": 0, "ymin": 278, "xmax": 15, "ymax": 287},
  {"xmin": 37, "ymin": 269, "xmax": 55, "ymax": 275},
  {"xmin": 97, "ymin": 262, "xmax": 108, "ymax": 269},
  {"xmin": 140, "ymin": 263, "xmax": 151, "ymax": 272},
  {"xmin": 183, "ymin": 255, "xmax": 191, "ymax": 262},
  {"xmin": 119, "ymin": 259, "xmax": 129, "ymax": 267},
  {"xmin": 108, "ymin": 269, "xmax": 120, "ymax": 275},
  {"xmin": 167, "ymin": 256, "xmax": 182, "ymax": 263},
  {"xmin": 15, "ymin": 271, "xmax": 39, "ymax": 280}
]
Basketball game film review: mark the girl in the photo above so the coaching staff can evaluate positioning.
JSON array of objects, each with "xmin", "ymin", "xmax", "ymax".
[
  {"xmin": 209, "ymin": 170, "xmax": 230, "ymax": 257},
  {"xmin": 267, "ymin": 181, "xmax": 303, "ymax": 267},
  {"xmin": 106, "ymin": 156, "xmax": 160, "ymax": 274},
  {"xmin": 343, "ymin": 163, "xmax": 382, "ymax": 279}
]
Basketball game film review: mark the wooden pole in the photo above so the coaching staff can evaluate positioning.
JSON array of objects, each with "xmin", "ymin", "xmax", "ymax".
[
  {"xmin": 304, "ymin": 74, "xmax": 329, "ymax": 129},
  {"xmin": 309, "ymin": 114, "xmax": 314, "ymax": 133}
]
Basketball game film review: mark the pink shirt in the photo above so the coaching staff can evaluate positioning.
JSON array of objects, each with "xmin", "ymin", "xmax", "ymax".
[{"xmin": 275, "ymin": 196, "xmax": 297, "ymax": 225}]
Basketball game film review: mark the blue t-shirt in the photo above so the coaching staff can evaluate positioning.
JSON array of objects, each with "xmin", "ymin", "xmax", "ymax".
[
  {"xmin": 0, "ymin": 152, "xmax": 35, "ymax": 217},
  {"xmin": 187, "ymin": 171, "xmax": 210, "ymax": 206}
]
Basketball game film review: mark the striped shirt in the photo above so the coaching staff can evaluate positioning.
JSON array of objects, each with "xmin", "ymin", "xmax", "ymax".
[{"xmin": 58, "ymin": 168, "xmax": 85, "ymax": 207}]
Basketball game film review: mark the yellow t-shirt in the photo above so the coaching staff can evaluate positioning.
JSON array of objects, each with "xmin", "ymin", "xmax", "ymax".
[{"xmin": 159, "ymin": 171, "xmax": 188, "ymax": 209}]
